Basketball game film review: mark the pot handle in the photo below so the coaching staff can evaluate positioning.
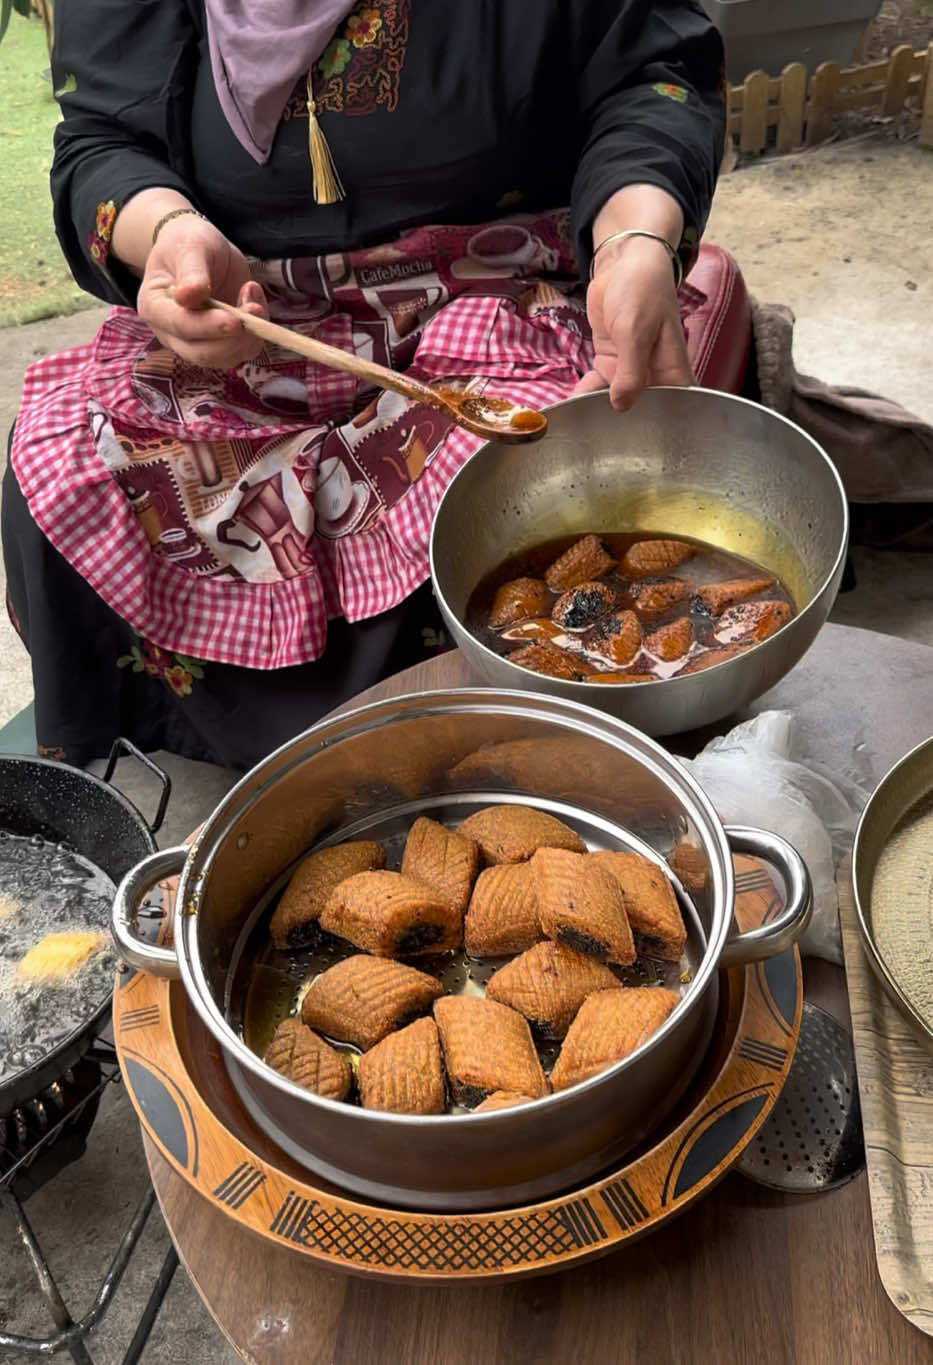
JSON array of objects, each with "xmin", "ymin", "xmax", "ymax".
[
  {"xmin": 112, "ymin": 846, "xmax": 188, "ymax": 979},
  {"xmin": 103, "ymin": 737, "xmax": 172, "ymax": 836},
  {"xmin": 719, "ymin": 825, "xmax": 812, "ymax": 968}
]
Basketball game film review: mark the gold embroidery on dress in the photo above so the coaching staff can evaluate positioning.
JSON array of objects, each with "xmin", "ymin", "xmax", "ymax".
[{"xmin": 282, "ymin": 1, "xmax": 410, "ymax": 122}]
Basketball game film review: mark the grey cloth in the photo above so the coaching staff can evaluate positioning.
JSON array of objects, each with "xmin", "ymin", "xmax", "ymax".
[{"xmin": 752, "ymin": 300, "xmax": 933, "ymax": 503}]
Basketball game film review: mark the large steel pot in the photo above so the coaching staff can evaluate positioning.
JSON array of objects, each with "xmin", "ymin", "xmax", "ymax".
[
  {"xmin": 430, "ymin": 387, "xmax": 848, "ymax": 736},
  {"xmin": 113, "ymin": 690, "xmax": 810, "ymax": 1210}
]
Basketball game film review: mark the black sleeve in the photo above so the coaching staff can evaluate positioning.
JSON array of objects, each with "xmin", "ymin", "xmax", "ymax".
[
  {"xmin": 50, "ymin": 0, "xmax": 200, "ymax": 305},
  {"xmin": 571, "ymin": 0, "xmax": 726, "ymax": 276}
]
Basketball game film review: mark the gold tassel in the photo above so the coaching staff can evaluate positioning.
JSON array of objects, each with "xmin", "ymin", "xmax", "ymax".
[{"xmin": 307, "ymin": 73, "xmax": 345, "ymax": 205}]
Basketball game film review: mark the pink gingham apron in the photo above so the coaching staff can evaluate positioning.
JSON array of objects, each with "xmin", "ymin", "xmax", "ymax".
[{"xmin": 12, "ymin": 211, "xmax": 595, "ymax": 669}]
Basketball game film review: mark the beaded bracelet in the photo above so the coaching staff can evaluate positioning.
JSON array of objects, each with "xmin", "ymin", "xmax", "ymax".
[
  {"xmin": 151, "ymin": 207, "xmax": 207, "ymax": 247},
  {"xmin": 589, "ymin": 229, "xmax": 684, "ymax": 289}
]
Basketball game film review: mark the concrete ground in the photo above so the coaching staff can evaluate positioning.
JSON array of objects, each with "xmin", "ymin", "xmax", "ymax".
[{"xmin": 0, "ymin": 134, "xmax": 931, "ymax": 1363}]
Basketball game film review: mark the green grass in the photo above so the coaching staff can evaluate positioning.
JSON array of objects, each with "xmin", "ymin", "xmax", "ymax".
[{"xmin": 0, "ymin": 16, "xmax": 90, "ymax": 326}]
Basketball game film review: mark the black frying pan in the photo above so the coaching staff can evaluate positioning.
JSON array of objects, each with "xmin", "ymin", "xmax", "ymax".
[{"xmin": 0, "ymin": 740, "xmax": 167, "ymax": 1113}]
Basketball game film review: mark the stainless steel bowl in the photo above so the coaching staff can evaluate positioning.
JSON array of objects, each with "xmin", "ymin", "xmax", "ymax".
[
  {"xmin": 430, "ymin": 387, "xmax": 848, "ymax": 736},
  {"xmin": 113, "ymin": 690, "xmax": 810, "ymax": 1211}
]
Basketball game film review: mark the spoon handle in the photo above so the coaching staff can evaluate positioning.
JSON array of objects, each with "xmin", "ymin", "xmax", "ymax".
[{"xmin": 205, "ymin": 297, "xmax": 441, "ymax": 409}]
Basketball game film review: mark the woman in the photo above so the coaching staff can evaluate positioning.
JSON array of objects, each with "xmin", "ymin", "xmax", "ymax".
[{"xmin": 3, "ymin": 0, "xmax": 725, "ymax": 770}]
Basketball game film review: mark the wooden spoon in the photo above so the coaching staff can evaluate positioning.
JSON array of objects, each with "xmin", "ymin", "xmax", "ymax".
[{"xmin": 205, "ymin": 297, "xmax": 547, "ymax": 444}]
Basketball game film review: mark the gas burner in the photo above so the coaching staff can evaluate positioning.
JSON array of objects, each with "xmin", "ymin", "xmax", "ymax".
[
  {"xmin": 1, "ymin": 1052, "xmax": 112, "ymax": 1199},
  {"xmin": 0, "ymin": 1035, "xmax": 178, "ymax": 1362}
]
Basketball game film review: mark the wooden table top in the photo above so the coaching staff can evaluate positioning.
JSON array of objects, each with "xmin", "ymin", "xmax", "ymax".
[{"xmin": 144, "ymin": 635, "xmax": 933, "ymax": 1363}]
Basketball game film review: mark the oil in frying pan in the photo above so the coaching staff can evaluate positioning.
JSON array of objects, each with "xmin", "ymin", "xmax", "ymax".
[{"xmin": 0, "ymin": 832, "xmax": 116, "ymax": 1083}]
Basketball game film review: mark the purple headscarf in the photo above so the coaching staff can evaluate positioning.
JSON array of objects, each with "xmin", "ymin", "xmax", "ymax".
[{"xmin": 204, "ymin": 0, "xmax": 357, "ymax": 165}]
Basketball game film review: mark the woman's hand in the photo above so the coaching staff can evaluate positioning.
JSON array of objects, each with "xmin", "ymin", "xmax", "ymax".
[
  {"xmin": 136, "ymin": 214, "xmax": 269, "ymax": 370},
  {"xmin": 575, "ymin": 234, "xmax": 693, "ymax": 412}
]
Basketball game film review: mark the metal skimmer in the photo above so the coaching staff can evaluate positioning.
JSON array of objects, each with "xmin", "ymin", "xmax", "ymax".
[{"xmin": 738, "ymin": 1001, "xmax": 865, "ymax": 1192}]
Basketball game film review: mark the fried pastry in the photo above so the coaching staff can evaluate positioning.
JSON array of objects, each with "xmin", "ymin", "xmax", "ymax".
[
  {"xmin": 320, "ymin": 870, "xmax": 462, "ymax": 956},
  {"xmin": 629, "ymin": 578, "xmax": 691, "ymax": 617},
  {"xmin": 300, "ymin": 955, "xmax": 443, "ymax": 1050},
  {"xmin": 667, "ymin": 842, "xmax": 708, "ymax": 897},
  {"xmin": 588, "ymin": 609, "xmax": 641, "ymax": 666},
  {"xmin": 621, "ymin": 539, "xmax": 695, "ymax": 577},
  {"xmin": 544, "ymin": 535, "xmax": 615, "ymax": 591},
  {"xmin": 401, "ymin": 816, "xmax": 479, "ymax": 917},
  {"xmin": 550, "ymin": 987, "xmax": 680, "ymax": 1091},
  {"xmin": 16, "ymin": 932, "xmax": 107, "ymax": 982},
  {"xmin": 434, "ymin": 995, "xmax": 548, "ymax": 1105},
  {"xmin": 508, "ymin": 639, "xmax": 590, "ymax": 680},
  {"xmin": 644, "ymin": 616, "xmax": 693, "ymax": 661},
  {"xmin": 679, "ymin": 644, "xmax": 745, "ymax": 674},
  {"xmin": 474, "ymin": 1090, "xmax": 536, "ymax": 1112},
  {"xmin": 533, "ymin": 848, "xmax": 636, "ymax": 964},
  {"xmin": 459, "ymin": 804, "xmax": 586, "ymax": 865},
  {"xmin": 489, "ymin": 577, "xmax": 552, "ymax": 628},
  {"xmin": 551, "ymin": 580, "xmax": 616, "ymax": 631},
  {"xmin": 270, "ymin": 840, "xmax": 385, "ymax": 949},
  {"xmin": 464, "ymin": 862, "xmax": 542, "ymax": 956},
  {"xmin": 590, "ymin": 850, "xmax": 687, "ymax": 961},
  {"xmin": 692, "ymin": 576, "xmax": 774, "ymax": 616},
  {"xmin": 486, "ymin": 941, "xmax": 618, "ymax": 1038},
  {"xmin": 448, "ymin": 737, "xmax": 622, "ymax": 805},
  {"xmin": 713, "ymin": 599, "xmax": 792, "ymax": 644},
  {"xmin": 263, "ymin": 1018, "xmax": 351, "ymax": 1100},
  {"xmin": 358, "ymin": 1016, "xmax": 446, "ymax": 1114}
]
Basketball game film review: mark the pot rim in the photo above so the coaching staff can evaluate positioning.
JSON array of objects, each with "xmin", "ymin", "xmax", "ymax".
[
  {"xmin": 428, "ymin": 385, "xmax": 850, "ymax": 693},
  {"xmin": 851, "ymin": 733, "xmax": 933, "ymax": 1045},
  {"xmin": 0, "ymin": 751, "xmax": 159, "ymax": 841},
  {"xmin": 171, "ymin": 688, "xmax": 735, "ymax": 1127}
]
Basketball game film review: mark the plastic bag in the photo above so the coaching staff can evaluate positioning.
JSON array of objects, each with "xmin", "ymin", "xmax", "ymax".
[{"xmin": 675, "ymin": 710, "xmax": 867, "ymax": 963}]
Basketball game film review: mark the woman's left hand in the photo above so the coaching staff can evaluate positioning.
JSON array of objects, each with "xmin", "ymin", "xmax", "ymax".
[{"xmin": 574, "ymin": 234, "xmax": 693, "ymax": 412}]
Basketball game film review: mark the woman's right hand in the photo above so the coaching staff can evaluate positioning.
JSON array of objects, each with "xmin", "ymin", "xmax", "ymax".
[{"xmin": 136, "ymin": 213, "xmax": 268, "ymax": 370}]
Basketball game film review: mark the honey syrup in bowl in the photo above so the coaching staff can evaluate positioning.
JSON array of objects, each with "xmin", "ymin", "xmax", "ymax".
[{"xmin": 465, "ymin": 531, "xmax": 795, "ymax": 684}]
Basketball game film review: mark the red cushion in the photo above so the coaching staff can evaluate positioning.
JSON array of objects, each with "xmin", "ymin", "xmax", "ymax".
[{"xmin": 682, "ymin": 244, "xmax": 751, "ymax": 395}]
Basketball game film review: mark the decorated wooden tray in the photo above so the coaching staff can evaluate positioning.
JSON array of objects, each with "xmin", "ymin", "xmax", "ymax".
[
  {"xmin": 838, "ymin": 866, "xmax": 933, "ymax": 1337},
  {"xmin": 113, "ymin": 855, "xmax": 801, "ymax": 1283}
]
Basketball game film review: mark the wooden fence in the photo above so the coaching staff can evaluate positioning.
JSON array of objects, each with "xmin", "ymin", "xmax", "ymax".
[{"xmin": 728, "ymin": 42, "xmax": 933, "ymax": 155}]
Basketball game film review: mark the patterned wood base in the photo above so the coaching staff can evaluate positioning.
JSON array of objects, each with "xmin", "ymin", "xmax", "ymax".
[
  {"xmin": 839, "ymin": 865, "xmax": 933, "ymax": 1337},
  {"xmin": 113, "ymin": 855, "xmax": 801, "ymax": 1283}
]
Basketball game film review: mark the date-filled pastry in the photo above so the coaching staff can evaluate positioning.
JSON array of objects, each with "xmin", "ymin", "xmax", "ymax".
[
  {"xmin": 263, "ymin": 1018, "xmax": 351, "ymax": 1101},
  {"xmin": 590, "ymin": 850, "xmax": 687, "ymax": 961},
  {"xmin": 458, "ymin": 804, "xmax": 586, "ymax": 865},
  {"xmin": 320, "ymin": 870, "xmax": 462, "ymax": 956},
  {"xmin": 401, "ymin": 816, "xmax": 479, "ymax": 917},
  {"xmin": 533, "ymin": 848, "xmax": 636, "ymax": 964},
  {"xmin": 358, "ymin": 1016, "xmax": 446, "ymax": 1115},
  {"xmin": 464, "ymin": 863, "xmax": 542, "ymax": 957},
  {"xmin": 486, "ymin": 940, "xmax": 618, "ymax": 1038},
  {"xmin": 434, "ymin": 995, "xmax": 548, "ymax": 1107},
  {"xmin": 544, "ymin": 535, "xmax": 615, "ymax": 591},
  {"xmin": 550, "ymin": 988, "xmax": 680, "ymax": 1091},
  {"xmin": 300, "ymin": 954, "xmax": 443, "ymax": 1050},
  {"xmin": 269, "ymin": 840, "xmax": 385, "ymax": 950}
]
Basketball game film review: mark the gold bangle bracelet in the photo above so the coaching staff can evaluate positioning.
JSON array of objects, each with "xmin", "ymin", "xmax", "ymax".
[
  {"xmin": 589, "ymin": 228, "xmax": 684, "ymax": 289},
  {"xmin": 151, "ymin": 207, "xmax": 207, "ymax": 247}
]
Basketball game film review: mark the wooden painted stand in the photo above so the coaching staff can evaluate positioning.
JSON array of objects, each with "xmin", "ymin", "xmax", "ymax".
[{"xmin": 114, "ymin": 856, "xmax": 801, "ymax": 1283}]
